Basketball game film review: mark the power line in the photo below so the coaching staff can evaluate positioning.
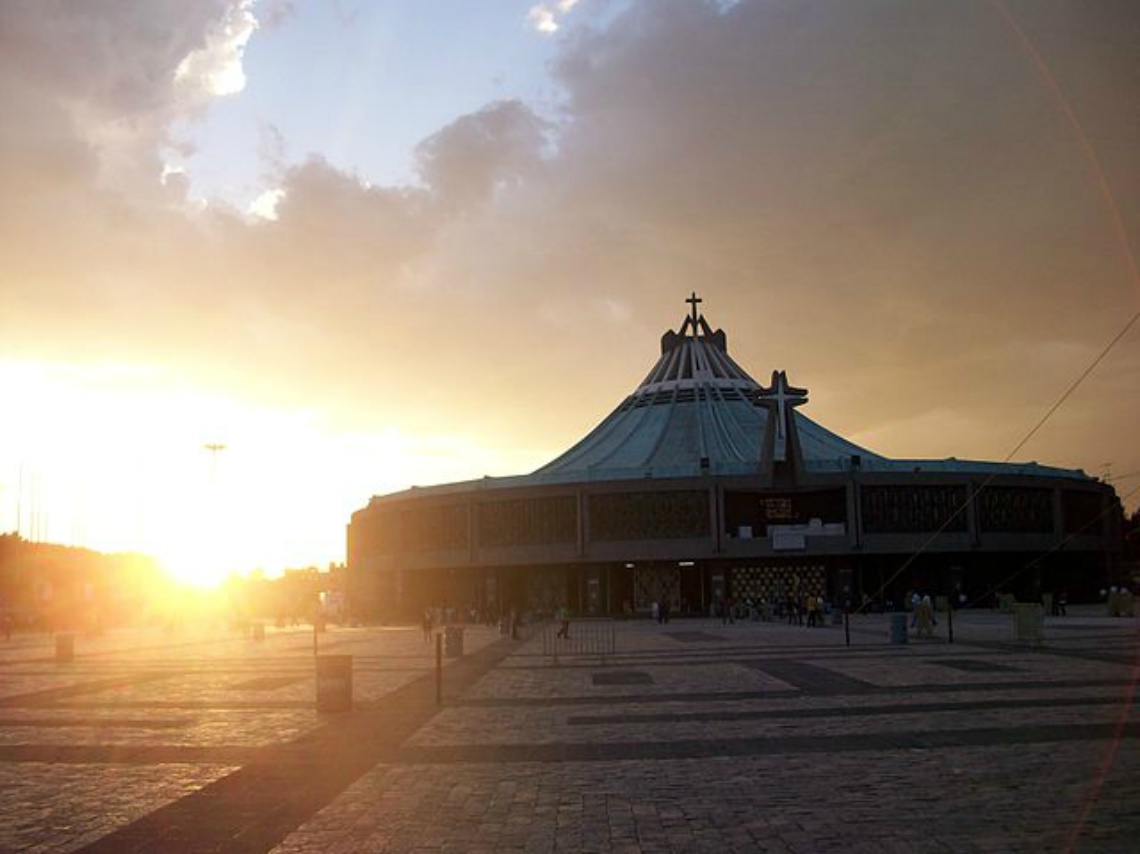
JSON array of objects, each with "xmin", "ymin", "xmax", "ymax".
[
  {"xmin": 1004, "ymin": 311, "xmax": 1140, "ymax": 465},
  {"xmin": 857, "ymin": 308, "xmax": 1140, "ymax": 612},
  {"xmin": 1106, "ymin": 469, "xmax": 1140, "ymax": 484}
]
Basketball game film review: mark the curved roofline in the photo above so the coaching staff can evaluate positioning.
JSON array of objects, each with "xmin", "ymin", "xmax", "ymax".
[{"xmin": 361, "ymin": 294, "xmax": 1098, "ymax": 502}]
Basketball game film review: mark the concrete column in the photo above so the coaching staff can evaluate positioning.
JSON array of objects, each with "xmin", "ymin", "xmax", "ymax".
[
  {"xmin": 1052, "ymin": 487, "xmax": 1065, "ymax": 540},
  {"xmin": 712, "ymin": 483, "xmax": 723, "ymax": 554},
  {"xmin": 577, "ymin": 490, "xmax": 587, "ymax": 558},
  {"xmin": 967, "ymin": 481, "xmax": 980, "ymax": 548}
]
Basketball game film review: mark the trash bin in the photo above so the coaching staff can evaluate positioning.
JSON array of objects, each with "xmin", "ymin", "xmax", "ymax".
[
  {"xmin": 55, "ymin": 633, "xmax": 75, "ymax": 662},
  {"xmin": 889, "ymin": 613, "xmax": 908, "ymax": 645},
  {"xmin": 445, "ymin": 626, "xmax": 464, "ymax": 657},
  {"xmin": 315, "ymin": 655, "xmax": 353, "ymax": 712}
]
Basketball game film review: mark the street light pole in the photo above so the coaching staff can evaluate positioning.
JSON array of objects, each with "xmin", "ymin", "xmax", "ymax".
[
  {"xmin": 202, "ymin": 444, "xmax": 226, "ymax": 585},
  {"xmin": 203, "ymin": 444, "xmax": 227, "ymax": 484}
]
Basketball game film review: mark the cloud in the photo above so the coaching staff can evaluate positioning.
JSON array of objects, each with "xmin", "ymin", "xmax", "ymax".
[
  {"xmin": 415, "ymin": 100, "xmax": 550, "ymax": 210},
  {"xmin": 0, "ymin": 0, "xmax": 263, "ymax": 203},
  {"xmin": 175, "ymin": 0, "xmax": 259, "ymax": 97},
  {"xmin": 528, "ymin": 0, "xmax": 581, "ymax": 34},
  {"xmin": 247, "ymin": 187, "xmax": 285, "ymax": 220}
]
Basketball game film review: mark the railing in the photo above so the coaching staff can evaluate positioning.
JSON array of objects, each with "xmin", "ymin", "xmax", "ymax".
[{"xmin": 541, "ymin": 620, "xmax": 617, "ymax": 665}]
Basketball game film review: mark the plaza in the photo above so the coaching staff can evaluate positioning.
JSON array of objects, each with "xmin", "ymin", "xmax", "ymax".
[{"xmin": 0, "ymin": 608, "xmax": 1137, "ymax": 852}]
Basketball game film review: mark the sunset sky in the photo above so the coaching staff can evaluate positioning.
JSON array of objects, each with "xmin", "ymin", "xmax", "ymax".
[{"xmin": 1, "ymin": 0, "xmax": 1137, "ymax": 586}]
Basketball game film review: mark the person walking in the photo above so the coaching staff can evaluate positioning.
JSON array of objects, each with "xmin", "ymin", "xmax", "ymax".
[
  {"xmin": 917, "ymin": 595, "xmax": 934, "ymax": 638},
  {"xmin": 556, "ymin": 605, "xmax": 571, "ymax": 639}
]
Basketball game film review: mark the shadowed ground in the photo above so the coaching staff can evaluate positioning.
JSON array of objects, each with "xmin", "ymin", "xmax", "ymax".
[{"xmin": 0, "ymin": 608, "xmax": 1136, "ymax": 853}]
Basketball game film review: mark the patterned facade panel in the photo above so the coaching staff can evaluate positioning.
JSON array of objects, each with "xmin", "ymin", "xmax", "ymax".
[
  {"xmin": 730, "ymin": 565, "xmax": 826, "ymax": 601},
  {"xmin": 588, "ymin": 490, "xmax": 710, "ymax": 542},
  {"xmin": 860, "ymin": 485, "xmax": 969, "ymax": 534},
  {"xmin": 478, "ymin": 496, "xmax": 577, "ymax": 547},
  {"xmin": 632, "ymin": 567, "xmax": 681, "ymax": 611},
  {"xmin": 978, "ymin": 487, "xmax": 1054, "ymax": 533},
  {"xmin": 526, "ymin": 566, "xmax": 567, "ymax": 616},
  {"xmin": 1063, "ymin": 490, "xmax": 1104, "ymax": 535},
  {"xmin": 401, "ymin": 503, "xmax": 469, "ymax": 552}
]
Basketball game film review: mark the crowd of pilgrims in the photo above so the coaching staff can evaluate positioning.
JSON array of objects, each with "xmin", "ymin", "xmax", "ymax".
[{"xmin": 646, "ymin": 593, "xmax": 839, "ymax": 627}]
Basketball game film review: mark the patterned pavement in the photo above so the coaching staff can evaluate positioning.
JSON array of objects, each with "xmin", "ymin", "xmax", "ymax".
[{"xmin": 0, "ymin": 609, "xmax": 1136, "ymax": 853}]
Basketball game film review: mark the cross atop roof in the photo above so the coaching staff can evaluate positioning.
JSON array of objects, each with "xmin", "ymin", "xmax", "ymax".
[{"xmin": 686, "ymin": 291, "xmax": 702, "ymax": 325}]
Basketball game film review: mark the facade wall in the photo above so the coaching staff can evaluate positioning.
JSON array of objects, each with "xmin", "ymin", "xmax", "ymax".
[{"xmin": 346, "ymin": 473, "xmax": 1119, "ymax": 620}]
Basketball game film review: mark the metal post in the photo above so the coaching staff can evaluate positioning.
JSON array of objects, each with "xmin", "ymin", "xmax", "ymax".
[
  {"xmin": 948, "ymin": 607, "xmax": 954, "ymax": 644},
  {"xmin": 435, "ymin": 632, "xmax": 443, "ymax": 706},
  {"xmin": 844, "ymin": 610, "xmax": 851, "ymax": 647}
]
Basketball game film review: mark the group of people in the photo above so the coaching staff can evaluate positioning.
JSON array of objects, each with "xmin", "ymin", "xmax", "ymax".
[
  {"xmin": 909, "ymin": 591, "xmax": 938, "ymax": 638},
  {"xmin": 706, "ymin": 593, "xmax": 834, "ymax": 627},
  {"xmin": 649, "ymin": 600, "xmax": 673, "ymax": 624},
  {"xmin": 782, "ymin": 593, "xmax": 831, "ymax": 627}
]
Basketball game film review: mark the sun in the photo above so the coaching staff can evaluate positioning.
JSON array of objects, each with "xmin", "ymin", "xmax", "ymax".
[{"xmin": 157, "ymin": 541, "xmax": 232, "ymax": 590}]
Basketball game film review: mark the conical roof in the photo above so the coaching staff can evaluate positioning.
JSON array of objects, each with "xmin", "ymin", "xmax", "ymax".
[
  {"xmin": 533, "ymin": 295, "xmax": 878, "ymax": 481},
  {"xmin": 375, "ymin": 295, "xmax": 1091, "ymax": 501}
]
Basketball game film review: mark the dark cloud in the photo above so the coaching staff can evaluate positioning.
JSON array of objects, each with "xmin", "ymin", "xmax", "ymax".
[{"xmin": 415, "ymin": 99, "xmax": 551, "ymax": 210}]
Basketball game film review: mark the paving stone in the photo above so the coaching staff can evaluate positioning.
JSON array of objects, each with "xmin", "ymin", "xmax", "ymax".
[{"xmin": 1, "ymin": 612, "xmax": 1138, "ymax": 852}]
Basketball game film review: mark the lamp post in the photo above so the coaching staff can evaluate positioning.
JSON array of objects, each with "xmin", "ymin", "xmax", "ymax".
[
  {"xmin": 203, "ymin": 444, "xmax": 226, "ymax": 482},
  {"xmin": 202, "ymin": 444, "xmax": 226, "ymax": 587}
]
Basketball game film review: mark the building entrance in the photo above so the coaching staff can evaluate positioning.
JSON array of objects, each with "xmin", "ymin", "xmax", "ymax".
[{"xmin": 632, "ymin": 566, "xmax": 680, "ymax": 614}]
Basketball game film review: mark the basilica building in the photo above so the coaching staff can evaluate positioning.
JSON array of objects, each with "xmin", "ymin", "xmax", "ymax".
[{"xmin": 347, "ymin": 296, "xmax": 1120, "ymax": 621}]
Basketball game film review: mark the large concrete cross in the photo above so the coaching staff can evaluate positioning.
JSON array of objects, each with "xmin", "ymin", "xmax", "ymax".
[{"xmin": 759, "ymin": 371, "xmax": 808, "ymax": 462}]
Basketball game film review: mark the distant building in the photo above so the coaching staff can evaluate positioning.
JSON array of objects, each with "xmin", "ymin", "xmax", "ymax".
[{"xmin": 347, "ymin": 296, "xmax": 1120, "ymax": 620}]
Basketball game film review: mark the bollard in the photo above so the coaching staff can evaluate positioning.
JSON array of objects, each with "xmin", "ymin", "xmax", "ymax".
[
  {"xmin": 889, "ymin": 613, "xmax": 908, "ymax": 645},
  {"xmin": 315, "ymin": 655, "xmax": 353, "ymax": 712},
  {"xmin": 445, "ymin": 626, "xmax": 464, "ymax": 658},
  {"xmin": 1014, "ymin": 603, "xmax": 1044, "ymax": 645},
  {"xmin": 435, "ymin": 633, "xmax": 443, "ymax": 706},
  {"xmin": 55, "ymin": 633, "xmax": 75, "ymax": 663}
]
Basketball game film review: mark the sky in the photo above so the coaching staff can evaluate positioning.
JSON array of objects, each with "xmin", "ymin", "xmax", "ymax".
[{"xmin": 1, "ymin": 0, "xmax": 1138, "ymax": 585}]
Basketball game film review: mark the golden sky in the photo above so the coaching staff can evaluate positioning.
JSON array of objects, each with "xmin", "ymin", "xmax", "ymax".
[{"xmin": 1, "ymin": 1, "xmax": 1137, "ymax": 585}]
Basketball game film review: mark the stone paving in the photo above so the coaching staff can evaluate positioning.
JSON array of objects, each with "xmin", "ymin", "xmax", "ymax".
[{"xmin": 0, "ymin": 608, "xmax": 1136, "ymax": 853}]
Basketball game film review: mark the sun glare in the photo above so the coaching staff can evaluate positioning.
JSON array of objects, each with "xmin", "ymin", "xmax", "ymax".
[
  {"xmin": 156, "ymin": 535, "xmax": 231, "ymax": 590},
  {"xmin": 1, "ymin": 360, "xmax": 554, "ymax": 596}
]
